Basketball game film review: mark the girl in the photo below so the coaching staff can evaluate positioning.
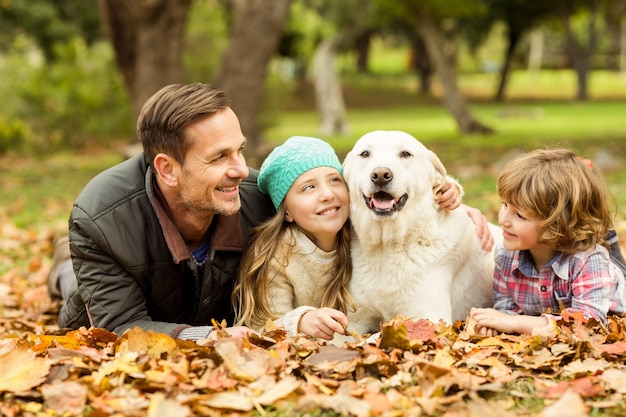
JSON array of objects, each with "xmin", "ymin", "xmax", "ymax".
[
  {"xmin": 471, "ymin": 149, "xmax": 626, "ymax": 336},
  {"xmin": 233, "ymin": 136, "xmax": 464, "ymax": 340}
]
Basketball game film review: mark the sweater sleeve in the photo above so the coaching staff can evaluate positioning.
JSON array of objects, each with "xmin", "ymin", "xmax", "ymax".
[{"xmin": 274, "ymin": 305, "xmax": 317, "ymax": 337}]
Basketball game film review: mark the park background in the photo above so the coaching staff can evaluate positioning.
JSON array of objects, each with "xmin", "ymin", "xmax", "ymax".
[{"xmin": 1, "ymin": 1, "xmax": 626, "ymax": 416}]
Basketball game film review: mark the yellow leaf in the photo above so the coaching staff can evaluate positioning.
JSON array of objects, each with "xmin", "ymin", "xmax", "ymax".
[
  {"xmin": 433, "ymin": 347, "xmax": 456, "ymax": 368},
  {"xmin": 0, "ymin": 344, "xmax": 51, "ymax": 392},
  {"xmin": 118, "ymin": 327, "xmax": 178, "ymax": 358}
]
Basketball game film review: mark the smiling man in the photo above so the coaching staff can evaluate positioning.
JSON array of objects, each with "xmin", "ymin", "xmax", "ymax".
[{"xmin": 54, "ymin": 84, "xmax": 275, "ymax": 340}]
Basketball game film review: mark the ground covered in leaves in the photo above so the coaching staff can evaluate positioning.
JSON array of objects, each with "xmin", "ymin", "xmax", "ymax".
[{"xmin": 2, "ymin": 223, "xmax": 626, "ymax": 417}]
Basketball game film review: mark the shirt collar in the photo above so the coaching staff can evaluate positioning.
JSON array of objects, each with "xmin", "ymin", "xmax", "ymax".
[
  {"xmin": 513, "ymin": 250, "xmax": 567, "ymax": 280},
  {"xmin": 146, "ymin": 169, "xmax": 246, "ymax": 264}
]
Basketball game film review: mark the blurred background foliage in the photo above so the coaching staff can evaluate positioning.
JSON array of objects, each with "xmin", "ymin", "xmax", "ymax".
[
  {"xmin": 0, "ymin": 0, "xmax": 625, "ymax": 229},
  {"xmin": 0, "ymin": 0, "xmax": 624, "ymax": 154}
]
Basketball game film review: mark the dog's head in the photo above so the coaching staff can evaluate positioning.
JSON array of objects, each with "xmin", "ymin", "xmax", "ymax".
[{"xmin": 343, "ymin": 130, "xmax": 447, "ymax": 220}]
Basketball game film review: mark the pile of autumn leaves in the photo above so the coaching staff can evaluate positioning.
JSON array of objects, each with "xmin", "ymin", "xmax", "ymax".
[{"xmin": 2, "ymin": 225, "xmax": 626, "ymax": 416}]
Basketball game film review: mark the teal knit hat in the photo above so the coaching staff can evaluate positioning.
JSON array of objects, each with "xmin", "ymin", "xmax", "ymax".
[{"xmin": 258, "ymin": 136, "xmax": 343, "ymax": 209}]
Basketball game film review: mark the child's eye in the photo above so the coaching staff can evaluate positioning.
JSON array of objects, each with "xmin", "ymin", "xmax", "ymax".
[
  {"xmin": 516, "ymin": 212, "xmax": 527, "ymax": 220},
  {"xmin": 330, "ymin": 176, "xmax": 343, "ymax": 183}
]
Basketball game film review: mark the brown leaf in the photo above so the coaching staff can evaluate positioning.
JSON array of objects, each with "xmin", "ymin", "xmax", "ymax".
[{"xmin": 41, "ymin": 381, "xmax": 87, "ymax": 414}]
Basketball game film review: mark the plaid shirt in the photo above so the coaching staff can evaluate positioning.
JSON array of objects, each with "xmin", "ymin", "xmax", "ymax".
[{"xmin": 493, "ymin": 244, "xmax": 626, "ymax": 323}]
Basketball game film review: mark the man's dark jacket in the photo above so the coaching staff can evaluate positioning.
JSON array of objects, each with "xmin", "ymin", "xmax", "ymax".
[{"xmin": 58, "ymin": 153, "xmax": 274, "ymax": 337}]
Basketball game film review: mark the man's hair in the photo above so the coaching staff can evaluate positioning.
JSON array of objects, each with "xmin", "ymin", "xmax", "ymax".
[
  {"xmin": 137, "ymin": 83, "xmax": 231, "ymax": 169},
  {"xmin": 497, "ymin": 148, "xmax": 614, "ymax": 254}
]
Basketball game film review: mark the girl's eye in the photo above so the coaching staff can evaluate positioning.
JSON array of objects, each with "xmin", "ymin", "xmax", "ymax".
[
  {"xmin": 330, "ymin": 176, "xmax": 342, "ymax": 183},
  {"xmin": 516, "ymin": 212, "xmax": 527, "ymax": 220},
  {"xmin": 501, "ymin": 202, "xmax": 507, "ymax": 208}
]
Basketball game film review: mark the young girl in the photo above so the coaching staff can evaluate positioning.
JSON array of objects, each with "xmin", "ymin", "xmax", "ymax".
[
  {"xmin": 470, "ymin": 149, "xmax": 626, "ymax": 336},
  {"xmin": 233, "ymin": 136, "xmax": 464, "ymax": 340}
]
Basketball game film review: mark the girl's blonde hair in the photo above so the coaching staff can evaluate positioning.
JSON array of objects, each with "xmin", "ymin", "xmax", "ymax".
[
  {"xmin": 232, "ymin": 204, "xmax": 353, "ymax": 329},
  {"xmin": 497, "ymin": 148, "xmax": 615, "ymax": 254}
]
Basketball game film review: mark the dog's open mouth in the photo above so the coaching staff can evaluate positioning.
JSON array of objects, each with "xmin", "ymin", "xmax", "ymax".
[{"xmin": 364, "ymin": 192, "xmax": 408, "ymax": 215}]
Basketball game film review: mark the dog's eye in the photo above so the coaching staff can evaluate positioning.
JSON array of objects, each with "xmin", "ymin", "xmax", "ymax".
[
  {"xmin": 359, "ymin": 151, "xmax": 370, "ymax": 158},
  {"xmin": 400, "ymin": 151, "xmax": 413, "ymax": 158}
]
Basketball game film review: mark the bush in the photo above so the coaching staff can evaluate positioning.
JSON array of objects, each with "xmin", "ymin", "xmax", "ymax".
[
  {"xmin": 0, "ymin": 116, "xmax": 29, "ymax": 154},
  {"xmin": 1, "ymin": 36, "xmax": 132, "ymax": 153}
]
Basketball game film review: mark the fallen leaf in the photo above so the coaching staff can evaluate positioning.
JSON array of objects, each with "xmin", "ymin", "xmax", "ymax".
[
  {"xmin": 537, "ymin": 389, "xmax": 588, "ymax": 417},
  {"xmin": 41, "ymin": 381, "xmax": 87, "ymax": 414},
  {"xmin": 0, "ymin": 344, "xmax": 50, "ymax": 392}
]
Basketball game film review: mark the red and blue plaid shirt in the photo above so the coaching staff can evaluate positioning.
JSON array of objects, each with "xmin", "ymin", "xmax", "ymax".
[{"xmin": 493, "ymin": 244, "xmax": 626, "ymax": 323}]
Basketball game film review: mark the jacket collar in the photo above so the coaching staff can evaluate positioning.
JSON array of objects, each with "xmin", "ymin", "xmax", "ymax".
[{"xmin": 145, "ymin": 168, "xmax": 246, "ymax": 264}]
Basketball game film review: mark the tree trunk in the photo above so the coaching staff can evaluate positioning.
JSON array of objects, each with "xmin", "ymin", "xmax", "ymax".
[
  {"xmin": 216, "ymin": 0, "xmax": 293, "ymax": 160},
  {"xmin": 98, "ymin": 0, "xmax": 191, "ymax": 135},
  {"xmin": 415, "ymin": 9, "xmax": 493, "ymax": 134},
  {"xmin": 355, "ymin": 30, "xmax": 372, "ymax": 73},
  {"xmin": 313, "ymin": 38, "xmax": 348, "ymax": 136},
  {"xmin": 622, "ymin": 16, "xmax": 626, "ymax": 79},
  {"xmin": 410, "ymin": 35, "xmax": 432, "ymax": 96},
  {"xmin": 561, "ymin": 3, "xmax": 598, "ymax": 101},
  {"xmin": 527, "ymin": 28, "xmax": 544, "ymax": 83},
  {"xmin": 495, "ymin": 27, "xmax": 523, "ymax": 102}
]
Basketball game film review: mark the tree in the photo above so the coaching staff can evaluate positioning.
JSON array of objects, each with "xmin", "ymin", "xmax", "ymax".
[
  {"xmin": 0, "ymin": 0, "xmax": 102, "ymax": 61},
  {"xmin": 558, "ymin": 0, "xmax": 599, "ymax": 101},
  {"xmin": 374, "ymin": 0, "xmax": 493, "ymax": 134},
  {"xmin": 98, "ymin": 0, "xmax": 192, "ymax": 131},
  {"xmin": 215, "ymin": 0, "xmax": 293, "ymax": 160},
  {"xmin": 463, "ymin": 0, "xmax": 555, "ymax": 101}
]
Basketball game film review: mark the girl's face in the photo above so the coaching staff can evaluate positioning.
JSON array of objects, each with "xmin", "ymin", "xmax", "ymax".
[{"xmin": 283, "ymin": 167, "xmax": 350, "ymax": 252}]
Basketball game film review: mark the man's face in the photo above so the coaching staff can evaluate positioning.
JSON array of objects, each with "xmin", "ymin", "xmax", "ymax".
[{"xmin": 177, "ymin": 108, "xmax": 249, "ymax": 218}]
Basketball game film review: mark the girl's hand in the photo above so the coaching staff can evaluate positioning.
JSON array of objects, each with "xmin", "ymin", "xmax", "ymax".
[
  {"xmin": 437, "ymin": 178, "xmax": 462, "ymax": 210},
  {"xmin": 299, "ymin": 308, "xmax": 348, "ymax": 340}
]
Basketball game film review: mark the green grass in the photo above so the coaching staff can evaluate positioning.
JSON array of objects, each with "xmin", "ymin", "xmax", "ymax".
[{"xmin": 0, "ymin": 150, "xmax": 123, "ymax": 230}]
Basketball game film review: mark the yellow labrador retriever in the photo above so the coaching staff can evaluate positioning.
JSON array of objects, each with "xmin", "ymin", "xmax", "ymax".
[{"xmin": 343, "ymin": 130, "xmax": 501, "ymax": 334}]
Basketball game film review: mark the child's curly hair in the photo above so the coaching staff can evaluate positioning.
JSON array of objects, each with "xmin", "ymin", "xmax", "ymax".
[{"xmin": 497, "ymin": 148, "xmax": 615, "ymax": 254}]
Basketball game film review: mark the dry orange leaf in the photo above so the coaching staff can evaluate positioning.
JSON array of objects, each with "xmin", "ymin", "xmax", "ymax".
[{"xmin": 117, "ymin": 327, "xmax": 178, "ymax": 357}]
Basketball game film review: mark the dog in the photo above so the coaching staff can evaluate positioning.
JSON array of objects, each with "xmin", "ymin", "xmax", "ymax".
[{"xmin": 343, "ymin": 130, "xmax": 502, "ymax": 334}]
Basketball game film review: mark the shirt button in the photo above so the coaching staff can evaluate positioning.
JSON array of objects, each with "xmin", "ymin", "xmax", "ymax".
[{"xmin": 540, "ymin": 285, "xmax": 547, "ymax": 292}]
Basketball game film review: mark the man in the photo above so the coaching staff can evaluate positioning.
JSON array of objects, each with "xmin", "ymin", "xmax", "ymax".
[
  {"xmin": 55, "ymin": 83, "xmax": 274, "ymax": 340},
  {"xmin": 50, "ymin": 83, "xmax": 493, "ymax": 341}
]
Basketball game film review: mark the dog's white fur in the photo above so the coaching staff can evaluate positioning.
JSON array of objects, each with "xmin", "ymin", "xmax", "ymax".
[{"xmin": 343, "ymin": 130, "xmax": 502, "ymax": 334}]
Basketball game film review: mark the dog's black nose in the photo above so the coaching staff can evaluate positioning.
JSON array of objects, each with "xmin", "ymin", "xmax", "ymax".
[{"xmin": 371, "ymin": 167, "xmax": 393, "ymax": 186}]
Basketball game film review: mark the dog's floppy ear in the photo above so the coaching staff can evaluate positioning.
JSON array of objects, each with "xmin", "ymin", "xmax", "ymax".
[
  {"xmin": 427, "ymin": 150, "xmax": 447, "ymax": 194},
  {"xmin": 342, "ymin": 150, "xmax": 354, "ymax": 183}
]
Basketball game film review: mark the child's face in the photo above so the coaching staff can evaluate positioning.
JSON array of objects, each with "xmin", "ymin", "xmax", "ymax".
[
  {"xmin": 497, "ymin": 201, "xmax": 544, "ymax": 252},
  {"xmin": 283, "ymin": 167, "xmax": 350, "ymax": 252}
]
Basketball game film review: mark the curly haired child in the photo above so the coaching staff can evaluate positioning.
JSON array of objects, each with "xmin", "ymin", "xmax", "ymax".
[{"xmin": 470, "ymin": 148, "xmax": 626, "ymax": 336}]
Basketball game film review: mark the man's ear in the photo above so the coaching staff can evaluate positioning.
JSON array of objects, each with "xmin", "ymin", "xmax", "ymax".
[{"xmin": 153, "ymin": 153, "xmax": 179, "ymax": 187}]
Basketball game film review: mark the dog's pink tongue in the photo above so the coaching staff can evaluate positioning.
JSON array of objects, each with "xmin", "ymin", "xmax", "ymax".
[{"xmin": 371, "ymin": 197, "xmax": 394, "ymax": 210}]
